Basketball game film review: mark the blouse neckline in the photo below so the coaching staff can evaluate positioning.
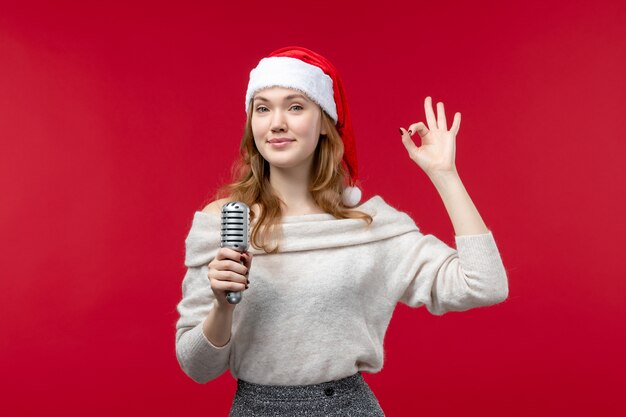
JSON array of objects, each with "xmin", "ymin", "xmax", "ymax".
[{"xmin": 194, "ymin": 195, "xmax": 380, "ymax": 224}]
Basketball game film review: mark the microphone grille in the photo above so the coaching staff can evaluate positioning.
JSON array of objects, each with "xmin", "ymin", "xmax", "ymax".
[{"xmin": 220, "ymin": 202, "xmax": 250, "ymax": 251}]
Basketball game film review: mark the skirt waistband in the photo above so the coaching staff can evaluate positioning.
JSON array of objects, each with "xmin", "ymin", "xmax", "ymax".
[{"xmin": 235, "ymin": 372, "xmax": 365, "ymax": 401}]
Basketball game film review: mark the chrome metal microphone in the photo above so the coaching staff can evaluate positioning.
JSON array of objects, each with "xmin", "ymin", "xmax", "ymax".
[{"xmin": 220, "ymin": 201, "xmax": 250, "ymax": 304}]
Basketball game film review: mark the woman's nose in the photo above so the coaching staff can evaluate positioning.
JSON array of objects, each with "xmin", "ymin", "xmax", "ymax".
[{"xmin": 270, "ymin": 109, "xmax": 287, "ymax": 131}]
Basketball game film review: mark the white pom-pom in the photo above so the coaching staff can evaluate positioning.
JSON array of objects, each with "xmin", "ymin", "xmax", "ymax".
[{"xmin": 342, "ymin": 185, "xmax": 362, "ymax": 207}]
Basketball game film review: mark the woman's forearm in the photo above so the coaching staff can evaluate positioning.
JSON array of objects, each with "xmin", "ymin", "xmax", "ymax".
[
  {"xmin": 429, "ymin": 171, "xmax": 490, "ymax": 236},
  {"xmin": 202, "ymin": 301, "xmax": 234, "ymax": 347}
]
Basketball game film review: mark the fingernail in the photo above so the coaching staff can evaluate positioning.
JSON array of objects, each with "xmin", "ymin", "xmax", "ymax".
[
  {"xmin": 398, "ymin": 128, "xmax": 403, "ymax": 135},
  {"xmin": 247, "ymin": 278, "xmax": 250, "ymax": 284},
  {"xmin": 408, "ymin": 130, "xmax": 413, "ymax": 135},
  {"xmin": 245, "ymin": 285, "xmax": 249, "ymax": 289}
]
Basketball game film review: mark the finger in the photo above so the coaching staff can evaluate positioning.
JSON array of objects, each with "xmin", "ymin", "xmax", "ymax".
[
  {"xmin": 213, "ymin": 258, "xmax": 248, "ymax": 276},
  {"xmin": 215, "ymin": 269, "xmax": 248, "ymax": 285},
  {"xmin": 450, "ymin": 112, "xmax": 461, "ymax": 135},
  {"xmin": 232, "ymin": 258, "xmax": 249, "ymax": 275},
  {"xmin": 214, "ymin": 279, "xmax": 247, "ymax": 292},
  {"xmin": 436, "ymin": 102, "xmax": 447, "ymax": 130},
  {"xmin": 407, "ymin": 122, "xmax": 429, "ymax": 138},
  {"xmin": 216, "ymin": 247, "xmax": 244, "ymax": 262},
  {"xmin": 424, "ymin": 96, "xmax": 437, "ymax": 130},
  {"xmin": 399, "ymin": 127, "xmax": 420, "ymax": 158}
]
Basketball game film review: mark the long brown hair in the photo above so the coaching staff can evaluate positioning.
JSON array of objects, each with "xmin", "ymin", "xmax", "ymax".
[{"xmin": 207, "ymin": 101, "xmax": 373, "ymax": 254}]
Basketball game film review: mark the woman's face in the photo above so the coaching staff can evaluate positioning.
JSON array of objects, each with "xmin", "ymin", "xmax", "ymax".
[{"xmin": 251, "ymin": 86, "xmax": 327, "ymax": 172}]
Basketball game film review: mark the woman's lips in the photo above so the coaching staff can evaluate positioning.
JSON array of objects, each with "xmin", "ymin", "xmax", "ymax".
[
  {"xmin": 268, "ymin": 138, "xmax": 294, "ymax": 143},
  {"xmin": 268, "ymin": 140, "xmax": 294, "ymax": 148}
]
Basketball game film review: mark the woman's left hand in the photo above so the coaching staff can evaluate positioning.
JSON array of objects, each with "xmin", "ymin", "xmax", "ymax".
[{"xmin": 400, "ymin": 96, "xmax": 461, "ymax": 178}]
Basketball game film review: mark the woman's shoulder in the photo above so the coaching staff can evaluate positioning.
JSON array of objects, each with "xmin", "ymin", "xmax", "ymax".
[
  {"xmin": 201, "ymin": 198, "xmax": 230, "ymax": 215},
  {"xmin": 201, "ymin": 198, "xmax": 261, "ymax": 217}
]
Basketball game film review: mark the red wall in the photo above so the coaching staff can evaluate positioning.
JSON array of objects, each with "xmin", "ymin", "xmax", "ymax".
[{"xmin": 1, "ymin": 1, "xmax": 624, "ymax": 416}]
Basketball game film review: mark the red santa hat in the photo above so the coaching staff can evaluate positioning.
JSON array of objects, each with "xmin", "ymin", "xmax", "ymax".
[{"xmin": 245, "ymin": 46, "xmax": 362, "ymax": 207}]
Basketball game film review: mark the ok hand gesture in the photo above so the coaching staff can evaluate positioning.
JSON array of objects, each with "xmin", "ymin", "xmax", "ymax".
[{"xmin": 400, "ymin": 96, "xmax": 461, "ymax": 178}]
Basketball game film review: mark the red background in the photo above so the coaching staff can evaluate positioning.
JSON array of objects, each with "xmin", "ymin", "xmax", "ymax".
[{"xmin": 1, "ymin": 1, "xmax": 625, "ymax": 416}]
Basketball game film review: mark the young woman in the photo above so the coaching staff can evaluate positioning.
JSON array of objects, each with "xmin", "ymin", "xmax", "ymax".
[{"xmin": 175, "ymin": 46, "xmax": 509, "ymax": 416}]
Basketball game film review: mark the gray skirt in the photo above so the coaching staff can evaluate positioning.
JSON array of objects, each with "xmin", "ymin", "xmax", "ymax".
[{"xmin": 229, "ymin": 372, "xmax": 386, "ymax": 416}]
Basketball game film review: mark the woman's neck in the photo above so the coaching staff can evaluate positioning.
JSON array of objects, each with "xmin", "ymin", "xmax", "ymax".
[{"xmin": 268, "ymin": 165, "xmax": 320, "ymax": 214}]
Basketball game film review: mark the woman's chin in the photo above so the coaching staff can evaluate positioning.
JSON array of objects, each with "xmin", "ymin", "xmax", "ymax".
[
  {"xmin": 267, "ymin": 161, "xmax": 298, "ymax": 169},
  {"xmin": 265, "ymin": 156, "xmax": 311, "ymax": 170}
]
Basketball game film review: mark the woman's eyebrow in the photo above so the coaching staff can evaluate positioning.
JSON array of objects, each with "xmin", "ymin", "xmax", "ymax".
[{"xmin": 253, "ymin": 94, "xmax": 309, "ymax": 103}]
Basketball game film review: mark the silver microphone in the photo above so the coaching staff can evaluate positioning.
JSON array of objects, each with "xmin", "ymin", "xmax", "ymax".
[{"xmin": 220, "ymin": 201, "xmax": 250, "ymax": 304}]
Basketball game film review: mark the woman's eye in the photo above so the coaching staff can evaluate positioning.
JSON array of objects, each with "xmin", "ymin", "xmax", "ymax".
[{"xmin": 256, "ymin": 105, "xmax": 303, "ymax": 113}]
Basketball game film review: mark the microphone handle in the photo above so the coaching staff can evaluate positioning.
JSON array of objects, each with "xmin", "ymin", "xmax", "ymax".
[{"xmin": 225, "ymin": 252, "xmax": 244, "ymax": 304}]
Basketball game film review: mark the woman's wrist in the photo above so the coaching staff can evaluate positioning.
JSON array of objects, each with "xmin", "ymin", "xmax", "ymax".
[{"xmin": 214, "ymin": 298, "xmax": 235, "ymax": 314}]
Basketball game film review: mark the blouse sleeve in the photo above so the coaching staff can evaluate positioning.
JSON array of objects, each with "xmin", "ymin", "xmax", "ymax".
[
  {"xmin": 175, "ymin": 213, "xmax": 231, "ymax": 384},
  {"xmin": 396, "ymin": 229, "xmax": 509, "ymax": 316}
]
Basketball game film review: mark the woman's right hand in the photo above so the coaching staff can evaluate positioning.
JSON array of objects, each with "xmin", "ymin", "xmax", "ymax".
[{"xmin": 208, "ymin": 248, "xmax": 252, "ymax": 311}]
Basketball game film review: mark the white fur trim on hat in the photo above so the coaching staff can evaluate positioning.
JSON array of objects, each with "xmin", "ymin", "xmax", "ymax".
[
  {"xmin": 342, "ymin": 185, "xmax": 362, "ymax": 207},
  {"xmin": 245, "ymin": 56, "xmax": 338, "ymax": 123}
]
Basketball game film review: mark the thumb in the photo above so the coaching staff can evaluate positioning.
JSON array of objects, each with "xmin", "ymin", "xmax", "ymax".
[{"xmin": 241, "ymin": 252, "xmax": 253, "ymax": 269}]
